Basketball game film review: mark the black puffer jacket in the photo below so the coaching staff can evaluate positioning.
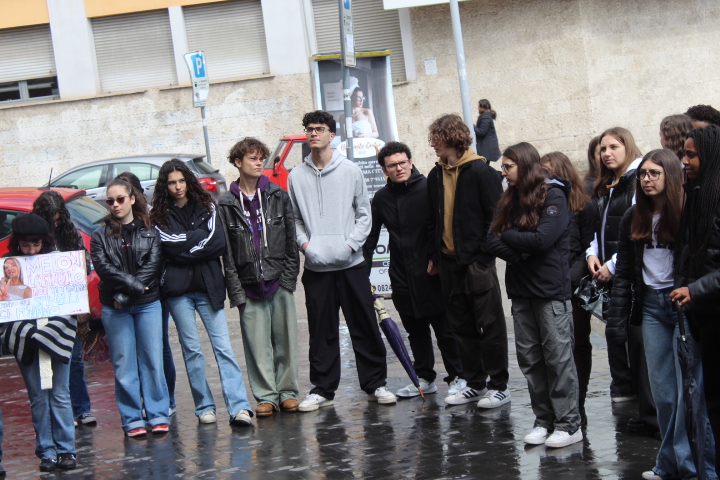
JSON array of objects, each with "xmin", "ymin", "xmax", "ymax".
[
  {"xmin": 156, "ymin": 202, "xmax": 227, "ymax": 311},
  {"xmin": 364, "ymin": 167, "xmax": 444, "ymax": 318},
  {"xmin": 594, "ymin": 163, "xmax": 639, "ymax": 263},
  {"xmin": 486, "ymin": 178, "xmax": 572, "ymax": 301},
  {"xmin": 606, "ymin": 207, "xmax": 646, "ymax": 344},
  {"xmin": 217, "ymin": 181, "xmax": 299, "ymax": 308},
  {"xmin": 90, "ymin": 223, "xmax": 162, "ymax": 307},
  {"xmin": 569, "ymin": 200, "xmax": 598, "ymax": 289},
  {"xmin": 427, "ymin": 157, "xmax": 503, "ymax": 266},
  {"xmin": 474, "ymin": 112, "xmax": 501, "ymax": 162},
  {"xmin": 674, "ymin": 185, "xmax": 720, "ymax": 333}
]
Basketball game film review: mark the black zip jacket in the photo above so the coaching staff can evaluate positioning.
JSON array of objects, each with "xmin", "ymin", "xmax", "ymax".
[
  {"xmin": 606, "ymin": 207, "xmax": 650, "ymax": 345},
  {"xmin": 217, "ymin": 181, "xmax": 299, "ymax": 308},
  {"xmin": 674, "ymin": 184, "xmax": 720, "ymax": 333},
  {"xmin": 569, "ymin": 200, "xmax": 598, "ymax": 289},
  {"xmin": 364, "ymin": 167, "xmax": 444, "ymax": 318},
  {"xmin": 486, "ymin": 178, "xmax": 572, "ymax": 301},
  {"xmin": 155, "ymin": 202, "xmax": 227, "ymax": 311},
  {"xmin": 595, "ymin": 166, "xmax": 638, "ymax": 263},
  {"xmin": 427, "ymin": 157, "xmax": 503, "ymax": 266},
  {"xmin": 90, "ymin": 223, "xmax": 162, "ymax": 307}
]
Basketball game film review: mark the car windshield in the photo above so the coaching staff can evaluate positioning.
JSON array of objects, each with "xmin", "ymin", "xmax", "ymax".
[
  {"xmin": 66, "ymin": 196, "xmax": 107, "ymax": 236},
  {"xmin": 265, "ymin": 141, "xmax": 288, "ymax": 169},
  {"xmin": 191, "ymin": 158, "xmax": 219, "ymax": 174}
]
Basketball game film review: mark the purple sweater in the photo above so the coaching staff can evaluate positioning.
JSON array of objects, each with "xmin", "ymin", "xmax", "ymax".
[{"xmin": 230, "ymin": 176, "xmax": 279, "ymax": 300}]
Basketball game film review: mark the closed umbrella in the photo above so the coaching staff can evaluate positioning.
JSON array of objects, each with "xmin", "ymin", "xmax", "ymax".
[
  {"xmin": 371, "ymin": 288, "xmax": 424, "ymax": 398},
  {"xmin": 674, "ymin": 301, "xmax": 705, "ymax": 479}
]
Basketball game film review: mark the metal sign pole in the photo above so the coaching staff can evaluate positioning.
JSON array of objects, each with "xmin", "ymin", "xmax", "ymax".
[
  {"xmin": 339, "ymin": 0, "xmax": 355, "ymax": 161},
  {"xmin": 184, "ymin": 51, "xmax": 212, "ymax": 163},
  {"xmin": 200, "ymin": 106, "xmax": 212, "ymax": 164},
  {"xmin": 449, "ymin": 0, "xmax": 475, "ymax": 145}
]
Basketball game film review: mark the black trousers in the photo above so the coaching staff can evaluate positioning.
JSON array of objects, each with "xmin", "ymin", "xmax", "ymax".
[
  {"xmin": 438, "ymin": 256, "xmax": 509, "ymax": 391},
  {"xmin": 571, "ymin": 297, "xmax": 592, "ymax": 404},
  {"xmin": 701, "ymin": 329, "xmax": 720, "ymax": 476},
  {"xmin": 391, "ymin": 293, "xmax": 463, "ymax": 384},
  {"xmin": 302, "ymin": 264, "xmax": 387, "ymax": 399}
]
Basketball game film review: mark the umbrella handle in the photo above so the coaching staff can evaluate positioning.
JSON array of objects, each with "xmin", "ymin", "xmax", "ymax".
[{"xmin": 674, "ymin": 300, "xmax": 687, "ymax": 338}]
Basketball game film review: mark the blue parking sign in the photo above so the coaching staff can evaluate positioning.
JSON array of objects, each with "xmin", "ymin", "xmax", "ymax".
[{"xmin": 191, "ymin": 53, "xmax": 206, "ymax": 78}]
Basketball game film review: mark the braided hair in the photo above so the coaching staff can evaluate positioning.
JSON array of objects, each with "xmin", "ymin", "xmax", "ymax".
[{"xmin": 679, "ymin": 124, "xmax": 720, "ymax": 274}]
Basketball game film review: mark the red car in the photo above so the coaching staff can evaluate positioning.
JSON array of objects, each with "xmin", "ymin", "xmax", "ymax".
[
  {"xmin": 0, "ymin": 188, "xmax": 107, "ymax": 320},
  {"xmin": 262, "ymin": 134, "xmax": 309, "ymax": 191}
]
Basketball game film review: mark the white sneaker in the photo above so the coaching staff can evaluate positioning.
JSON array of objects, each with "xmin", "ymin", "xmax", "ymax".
[
  {"xmin": 447, "ymin": 377, "xmax": 467, "ymax": 395},
  {"xmin": 545, "ymin": 428, "xmax": 583, "ymax": 448},
  {"xmin": 396, "ymin": 379, "xmax": 438, "ymax": 398},
  {"xmin": 229, "ymin": 410, "xmax": 253, "ymax": 426},
  {"xmin": 641, "ymin": 471, "xmax": 663, "ymax": 480},
  {"xmin": 444, "ymin": 386, "xmax": 487, "ymax": 405},
  {"xmin": 198, "ymin": 411, "xmax": 217, "ymax": 424},
  {"xmin": 523, "ymin": 426, "xmax": 549, "ymax": 445},
  {"xmin": 298, "ymin": 393, "xmax": 333, "ymax": 412},
  {"xmin": 477, "ymin": 388, "xmax": 511, "ymax": 409},
  {"xmin": 368, "ymin": 386, "xmax": 397, "ymax": 404},
  {"xmin": 611, "ymin": 394, "xmax": 637, "ymax": 403}
]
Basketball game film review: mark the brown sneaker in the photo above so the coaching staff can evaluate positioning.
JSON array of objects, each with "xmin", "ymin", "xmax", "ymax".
[
  {"xmin": 281, "ymin": 398, "xmax": 299, "ymax": 413},
  {"xmin": 256, "ymin": 403, "xmax": 275, "ymax": 417}
]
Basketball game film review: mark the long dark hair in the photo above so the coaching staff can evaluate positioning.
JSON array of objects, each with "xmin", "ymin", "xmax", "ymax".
[
  {"xmin": 541, "ymin": 151, "xmax": 589, "ymax": 215},
  {"xmin": 678, "ymin": 125, "xmax": 720, "ymax": 272},
  {"xmin": 32, "ymin": 190, "xmax": 79, "ymax": 252},
  {"xmin": 630, "ymin": 149, "xmax": 683, "ymax": 245},
  {"xmin": 594, "ymin": 127, "xmax": 643, "ymax": 197},
  {"xmin": 102, "ymin": 179, "xmax": 151, "ymax": 238},
  {"xmin": 478, "ymin": 99, "xmax": 497, "ymax": 119},
  {"xmin": 492, "ymin": 142, "xmax": 548, "ymax": 235},
  {"xmin": 150, "ymin": 159, "xmax": 213, "ymax": 227},
  {"xmin": 583, "ymin": 135, "xmax": 601, "ymax": 186}
]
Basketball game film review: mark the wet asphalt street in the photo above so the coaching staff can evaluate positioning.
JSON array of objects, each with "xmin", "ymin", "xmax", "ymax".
[{"xmin": 1, "ymin": 264, "xmax": 663, "ymax": 479}]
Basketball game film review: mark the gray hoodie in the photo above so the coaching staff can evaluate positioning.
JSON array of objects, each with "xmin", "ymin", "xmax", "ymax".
[{"xmin": 288, "ymin": 149, "xmax": 371, "ymax": 272}]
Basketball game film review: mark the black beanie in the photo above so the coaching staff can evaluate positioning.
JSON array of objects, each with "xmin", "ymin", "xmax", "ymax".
[{"xmin": 11, "ymin": 213, "xmax": 50, "ymax": 237}]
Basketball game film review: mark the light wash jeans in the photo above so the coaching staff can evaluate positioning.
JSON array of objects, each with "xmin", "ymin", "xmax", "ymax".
[
  {"xmin": 166, "ymin": 292, "xmax": 252, "ymax": 417},
  {"xmin": 511, "ymin": 298, "xmax": 580, "ymax": 432},
  {"xmin": 102, "ymin": 301, "xmax": 170, "ymax": 431},
  {"xmin": 240, "ymin": 287, "xmax": 299, "ymax": 408},
  {"xmin": 70, "ymin": 337, "xmax": 91, "ymax": 418},
  {"xmin": 642, "ymin": 288, "xmax": 717, "ymax": 479},
  {"xmin": 17, "ymin": 355, "xmax": 76, "ymax": 460}
]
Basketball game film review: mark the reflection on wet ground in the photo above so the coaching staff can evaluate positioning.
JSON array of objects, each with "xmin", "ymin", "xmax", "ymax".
[{"xmin": 1, "ymin": 301, "xmax": 661, "ymax": 479}]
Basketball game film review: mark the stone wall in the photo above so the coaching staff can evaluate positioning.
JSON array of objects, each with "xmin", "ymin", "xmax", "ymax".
[{"xmin": 2, "ymin": 0, "xmax": 719, "ymax": 185}]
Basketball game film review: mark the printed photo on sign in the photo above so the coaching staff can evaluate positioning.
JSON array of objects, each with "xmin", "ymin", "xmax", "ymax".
[{"xmin": 0, "ymin": 251, "xmax": 90, "ymax": 323}]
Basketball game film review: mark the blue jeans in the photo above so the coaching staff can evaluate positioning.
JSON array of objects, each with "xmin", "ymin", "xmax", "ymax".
[
  {"xmin": 161, "ymin": 300, "xmax": 176, "ymax": 410},
  {"xmin": 17, "ymin": 355, "xmax": 76, "ymax": 460},
  {"xmin": 102, "ymin": 301, "xmax": 170, "ymax": 431},
  {"xmin": 70, "ymin": 337, "xmax": 92, "ymax": 418},
  {"xmin": 166, "ymin": 292, "xmax": 251, "ymax": 417},
  {"xmin": 642, "ymin": 288, "xmax": 717, "ymax": 479}
]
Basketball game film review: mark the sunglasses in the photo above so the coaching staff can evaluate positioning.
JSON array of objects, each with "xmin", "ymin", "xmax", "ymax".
[{"xmin": 105, "ymin": 196, "xmax": 128, "ymax": 206}]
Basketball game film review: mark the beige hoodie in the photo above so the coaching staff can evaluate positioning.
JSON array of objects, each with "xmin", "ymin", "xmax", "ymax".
[{"xmin": 440, "ymin": 148, "xmax": 485, "ymax": 256}]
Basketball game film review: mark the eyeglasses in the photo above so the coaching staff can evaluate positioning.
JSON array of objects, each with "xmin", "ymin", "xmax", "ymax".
[
  {"xmin": 105, "ymin": 196, "xmax": 128, "ymax": 206},
  {"xmin": 355, "ymin": 96, "xmax": 365, "ymax": 101},
  {"xmin": 304, "ymin": 126, "xmax": 327, "ymax": 134},
  {"xmin": 636, "ymin": 169, "xmax": 663, "ymax": 181},
  {"xmin": 385, "ymin": 160, "xmax": 409, "ymax": 170},
  {"xmin": 500, "ymin": 163, "xmax": 517, "ymax": 173}
]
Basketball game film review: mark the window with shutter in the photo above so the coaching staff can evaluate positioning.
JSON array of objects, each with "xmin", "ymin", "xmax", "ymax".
[
  {"xmin": 184, "ymin": 0, "xmax": 270, "ymax": 81},
  {"xmin": 311, "ymin": 0, "xmax": 406, "ymax": 83},
  {"xmin": 92, "ymin": 10, "xmax": 177, "ymax": 94},
  {"xmin": 0, "ymin": 24, "xmax": 58, "ymax": 104}
]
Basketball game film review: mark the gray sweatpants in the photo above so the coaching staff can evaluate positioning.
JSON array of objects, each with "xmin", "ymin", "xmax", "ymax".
[{"xmin": 512, "ymin": 298, "xmax": 580, "ymax": 432}]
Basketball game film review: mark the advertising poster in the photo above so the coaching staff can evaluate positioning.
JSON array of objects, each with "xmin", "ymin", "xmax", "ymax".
[
  {"xmin": 314, "ymin": 53, "xmax": 399, "ymax": 295},
  {"xmin": 0, "ymin": 251, "xmax": 89, "ymax": 323}
]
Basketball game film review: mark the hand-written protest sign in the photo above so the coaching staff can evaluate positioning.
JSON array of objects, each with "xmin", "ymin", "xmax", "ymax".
[{"xmin": 0, "ymin": 251, "xmax": 89, "ymax": 323}]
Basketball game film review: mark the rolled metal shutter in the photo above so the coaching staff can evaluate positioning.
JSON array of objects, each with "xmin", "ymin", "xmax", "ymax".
[
  {"xmin": 311, "ymin": 0, "xmax": 406, "ymax": 83},
  {"xmin": 0, "ymin": 24, "xmax": 56, "ymax": 83},
  {"xmin": 184, "ymin": 0, "xmax": 270, "ymax": 81},
  {"xmin": 92, "ymin": 10, "xmax": 177, "ymax": 94}
]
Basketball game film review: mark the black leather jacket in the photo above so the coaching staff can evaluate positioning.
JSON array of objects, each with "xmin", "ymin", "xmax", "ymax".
[
  {"xmin": 90, "ymin": 223, "xmax": 162, "ymax": 307},
  {"xmin": 594, "ymin": 166, "xmax": 638, "ymax": 263},
  {"xmin": 217, "ymin": 181, "xmax": 299, "ymax": 308}
]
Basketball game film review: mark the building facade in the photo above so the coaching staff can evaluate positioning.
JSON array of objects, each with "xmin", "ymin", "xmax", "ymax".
[{"xmin": 1, "ymin": 0, "xmax": 719, "ymax": 187}]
